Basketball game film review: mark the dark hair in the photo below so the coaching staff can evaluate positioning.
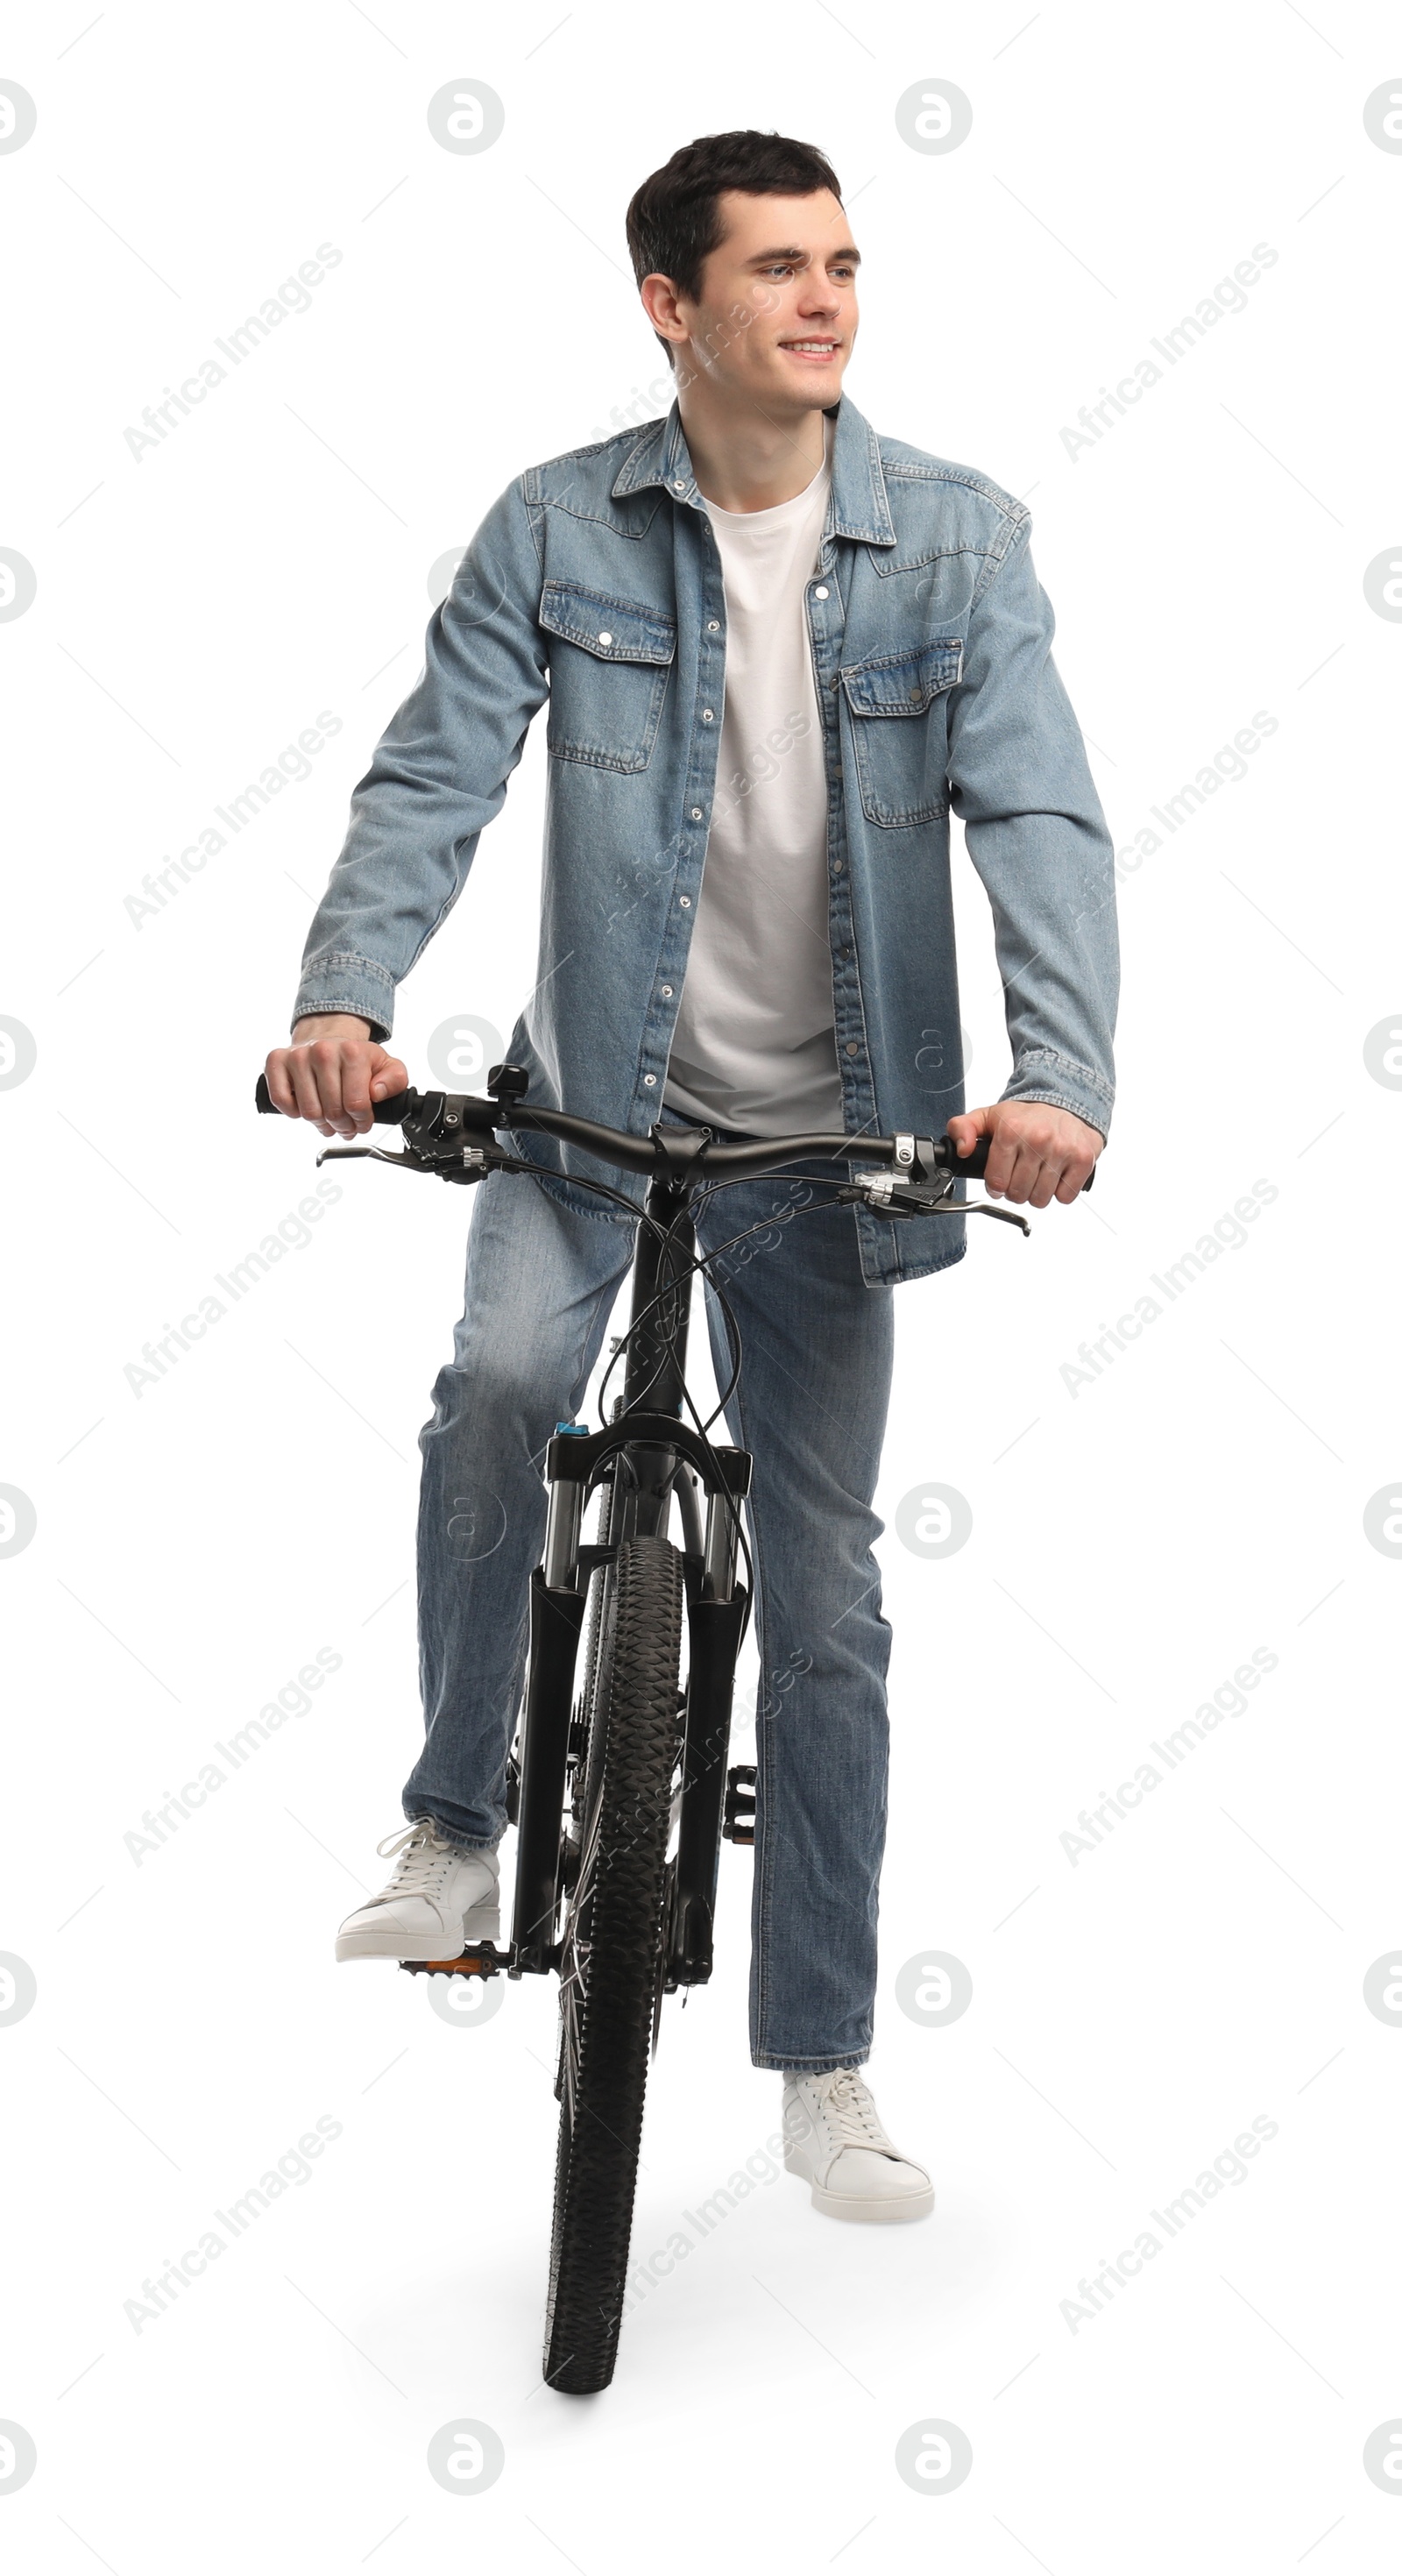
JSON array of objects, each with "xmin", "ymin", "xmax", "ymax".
[{"xmin": 626, "ymin": 130, "xmax": 843, "ymax": 365}]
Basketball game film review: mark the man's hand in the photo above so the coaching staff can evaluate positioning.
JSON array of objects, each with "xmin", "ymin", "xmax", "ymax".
[
  {"xmin": 264, "ymin": 1015, "xmax": 409, "ymax": 1140},
  {"xmin": 945, "ymin": 1099, "xmax": 1102, "ymax": 1207}
]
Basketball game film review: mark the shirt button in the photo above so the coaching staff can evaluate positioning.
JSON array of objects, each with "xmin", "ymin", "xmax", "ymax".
[
  {"xmin": 673, "ymin": 478, "xmax": 686, "ymax": 491},
  {"xmin": 846, "ymin": 1041, "xmax": 859, "ymax": 1057},
  {"xmin": 643, "ymin": 1073, "xmax": 656, "ymax": 1086},
  {"xmin": 814, "ymin": 585, "xmax": 829, "ymax": 600},
  {"xmin": 832, "ymin": 859, "xmax": 844, "ymax": 873},
  {"xmin": 701, "ymin": 708, "xmax": 714, "ymax": 722},
  {"xmin": 679, "ymin": 896, "xmax": 691, "ymax": 908},
  {"xmin": 690, "ymin": 806, "xmax": 703, "ymax": 820},
  {"xmin": 661, "ymin": 984, "xmax": 673, "ymax": 998},
  {"xmin": 597, "ymin": 629, "xmax": 613, "ymax": 646},
  {"xmin": 706, "ymin": 619, "xmax": 720, "ymax": 632}
]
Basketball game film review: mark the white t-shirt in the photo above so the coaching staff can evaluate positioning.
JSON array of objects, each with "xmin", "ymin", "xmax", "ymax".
[{"xmin": 662, "ymin": 421, "xmax": 843, "ymax": 1138}]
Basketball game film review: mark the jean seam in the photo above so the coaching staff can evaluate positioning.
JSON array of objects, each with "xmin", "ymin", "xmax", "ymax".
[
  {"xmin": 729, "ymin": 1358, "xmax": 780, "ymax": 2069},
  {"xmin": 408, "ymin": 1810, "xmax": 503, "ymax": 1856},
  {"xmin": 765, "ymin": 2053, "xmax": 869, "ymax": 2076},
  {"xmin": 1002, "ymin": 1085, "xmax": 1111, "ymax": 1139}
]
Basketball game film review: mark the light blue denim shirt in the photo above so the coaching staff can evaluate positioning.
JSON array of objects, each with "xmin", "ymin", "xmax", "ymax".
[{"xmin": 292, "ymin": 394, "xmax": 1118, "ymax": 1286}]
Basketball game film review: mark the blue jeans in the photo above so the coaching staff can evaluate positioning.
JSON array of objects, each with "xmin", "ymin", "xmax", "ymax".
[{"xmin": 403, "ymin": 1137, "xmax": 896, "ymax": 2073}]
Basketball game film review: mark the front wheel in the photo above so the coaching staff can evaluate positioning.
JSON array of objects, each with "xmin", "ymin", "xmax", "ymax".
[{"xmin": 543, "ymin": 1534, "xmax": 683, "ymax": 2394}]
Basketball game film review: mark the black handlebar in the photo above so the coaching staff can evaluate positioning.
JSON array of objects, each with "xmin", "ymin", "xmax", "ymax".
[
  {"xmin": 252, "ymin": 1072, "xmax": 1100, "ymax": 1196},
  {"xmin": 253, "ymin": 1072, "xmax": 1008, "ymax": 1182}
]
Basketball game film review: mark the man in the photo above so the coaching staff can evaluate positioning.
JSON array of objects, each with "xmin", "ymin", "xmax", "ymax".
[{"xmin": 265, "ymin": 130, "xmax": 1117, "ymax": 2223}]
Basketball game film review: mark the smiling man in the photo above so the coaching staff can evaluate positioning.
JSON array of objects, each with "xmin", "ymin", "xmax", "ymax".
[{"xmin": 266, "ymin": 130, "xmax": 1118, "ymax": 2223}]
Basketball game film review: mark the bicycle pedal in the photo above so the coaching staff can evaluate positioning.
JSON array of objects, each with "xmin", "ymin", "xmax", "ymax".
[
  {"xmin": 400, "ymin": 1941, "xmax": 507, "ymax": 1980},
  {"xmin": 722, "ymin": 1764, "xmax": 757, "ymax": 1845}
]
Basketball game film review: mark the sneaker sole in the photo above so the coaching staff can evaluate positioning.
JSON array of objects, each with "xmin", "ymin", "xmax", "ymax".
[
  {"xmin": 336, "ymin": 1898, "xmax": 501, "ymax": 1963},
  {"xmin": 784, "ymin": 2147, "xmax": 935, "ymax": 2224},
  {"xmin": 804, "ymin": 2176, "xmax": 935, "ymax": 2223}
]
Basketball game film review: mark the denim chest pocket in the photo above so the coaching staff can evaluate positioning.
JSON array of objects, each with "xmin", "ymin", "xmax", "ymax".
[
  {"xmin": 539, "ymin": 579, "xmax": 676, "ymax": 774},
  {"xmin": 839, "ymin": 634, "xmax": 964, "ymax": 827}
]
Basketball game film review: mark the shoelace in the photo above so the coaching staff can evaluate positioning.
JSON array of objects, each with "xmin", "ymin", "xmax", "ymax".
[
  {"xmin": 816, "ymin": 2070, "xmax": 889, "ymax": 2152},
  {"xmin": 373, "ymin": 1818, "xmax": 457, "ymax": 1899}
]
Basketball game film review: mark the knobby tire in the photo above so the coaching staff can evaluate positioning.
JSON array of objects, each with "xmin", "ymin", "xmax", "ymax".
[{"xmin": 543, "ymin": 1534, "xmax": 683, "ymax": 2394}]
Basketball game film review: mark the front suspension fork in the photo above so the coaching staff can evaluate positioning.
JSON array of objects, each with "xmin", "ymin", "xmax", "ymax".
[
  {"xmin": 514, "ymin": 1380, "xmax": 754, "ymax": 1986},
  {"xmin": 508, "ymin": 1570, "xmax": 588, "ymax": 1975}
]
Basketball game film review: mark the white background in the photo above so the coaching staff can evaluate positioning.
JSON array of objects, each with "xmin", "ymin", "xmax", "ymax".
[{"xmin": 4, "ymin": 1, "xmax": 1401, "ymax": 2565}]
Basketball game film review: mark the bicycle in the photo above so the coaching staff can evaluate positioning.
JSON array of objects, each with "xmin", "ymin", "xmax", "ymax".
[{"xmin": 254, "ymin": 1060, "xmax": 1061, "ymax": 2391}]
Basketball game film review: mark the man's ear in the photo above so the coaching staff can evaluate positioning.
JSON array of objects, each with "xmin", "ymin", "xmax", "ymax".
[{"xmin": 639, "ymin": 271, "xmax": 688, "ymax": 352}]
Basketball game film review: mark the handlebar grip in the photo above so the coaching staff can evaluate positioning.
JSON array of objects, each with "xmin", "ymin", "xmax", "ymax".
[
  {"xmin": 933, "ymin": 1132, "xmax": 1096, "ymax": 1190},
  {"xmin": 253, "ymin": 1073, "xmax": 415, "ymax": 1123},
  {"xmin": 939, "ymin": 1135, "xmax": 990, "ymax": 1181}
]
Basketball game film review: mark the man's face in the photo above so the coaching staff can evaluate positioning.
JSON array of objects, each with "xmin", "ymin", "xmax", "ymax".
[{"xmin": 667, "ymin": 188, "xmax": 860, "ymax": 413}]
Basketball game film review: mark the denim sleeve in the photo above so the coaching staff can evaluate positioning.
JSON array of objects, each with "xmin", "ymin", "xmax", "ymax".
[
  {"xmin": 290, "ymin": 478, "xmax": 548, "ymax": 1040},
  {"xmin": 945, "ymin": 518, "xmax": 1119, "ymax": 1139}
]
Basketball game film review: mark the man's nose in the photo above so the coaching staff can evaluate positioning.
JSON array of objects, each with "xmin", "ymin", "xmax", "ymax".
[{"xmin": 797, "ymin": 278, "xmax": 840, "ymax": 318}]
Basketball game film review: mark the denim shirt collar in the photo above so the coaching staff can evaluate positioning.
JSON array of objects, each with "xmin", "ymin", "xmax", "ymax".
[{"xmin": 610, "ymin": 392, "xmax": 897, "ymax": 548}]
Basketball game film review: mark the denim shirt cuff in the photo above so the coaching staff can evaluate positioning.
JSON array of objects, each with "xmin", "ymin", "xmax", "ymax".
[
  {"xmin": 290, "ymin": 950, "xmax": 395, "ymax": 1043},
  {"xmin": 1002, "ymin": 1047, "xmax": 1113, "ymax": 1141}
]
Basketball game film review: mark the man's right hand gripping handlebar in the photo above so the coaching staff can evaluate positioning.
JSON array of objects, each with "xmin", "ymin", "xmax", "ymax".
[{"xmin": 263, "ymin": 1015, "xmax": 410, "ymax": 1140}]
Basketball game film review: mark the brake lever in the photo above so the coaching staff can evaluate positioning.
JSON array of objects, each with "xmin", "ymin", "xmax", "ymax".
[
  {"xmin": 313, "ymin": 1140, "xmax": 528, "ymax": 1187},
  {"xmin": 967, "ymin": 1201, "xmax": 1031, "ymax": 1236},
  {"xmin": 315, "ymin": 1145, "xmax": 431, "ymax": 1169},
  {"xmin": 838, "ymin": 1175, "xmax": 1032, "ymax": 1237}
]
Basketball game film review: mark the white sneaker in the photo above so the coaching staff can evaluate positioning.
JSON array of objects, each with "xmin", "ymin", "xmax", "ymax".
[
  {"xmin": 335, "ymin": 1819, "xmax": 500, "ymax": 1962},
  {"xmin": 782, "ymin": 2069, "xmax": 934, "ymax": 2223}
]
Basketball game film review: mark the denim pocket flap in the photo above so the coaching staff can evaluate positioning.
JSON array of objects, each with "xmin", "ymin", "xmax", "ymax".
[
  {"xmin": 841, "ymin": 635, "xmax": 964, "ymax": 717},
  {"xmin": 540, "ymin": 580, "xmax": 676, "ymax": 666}
]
